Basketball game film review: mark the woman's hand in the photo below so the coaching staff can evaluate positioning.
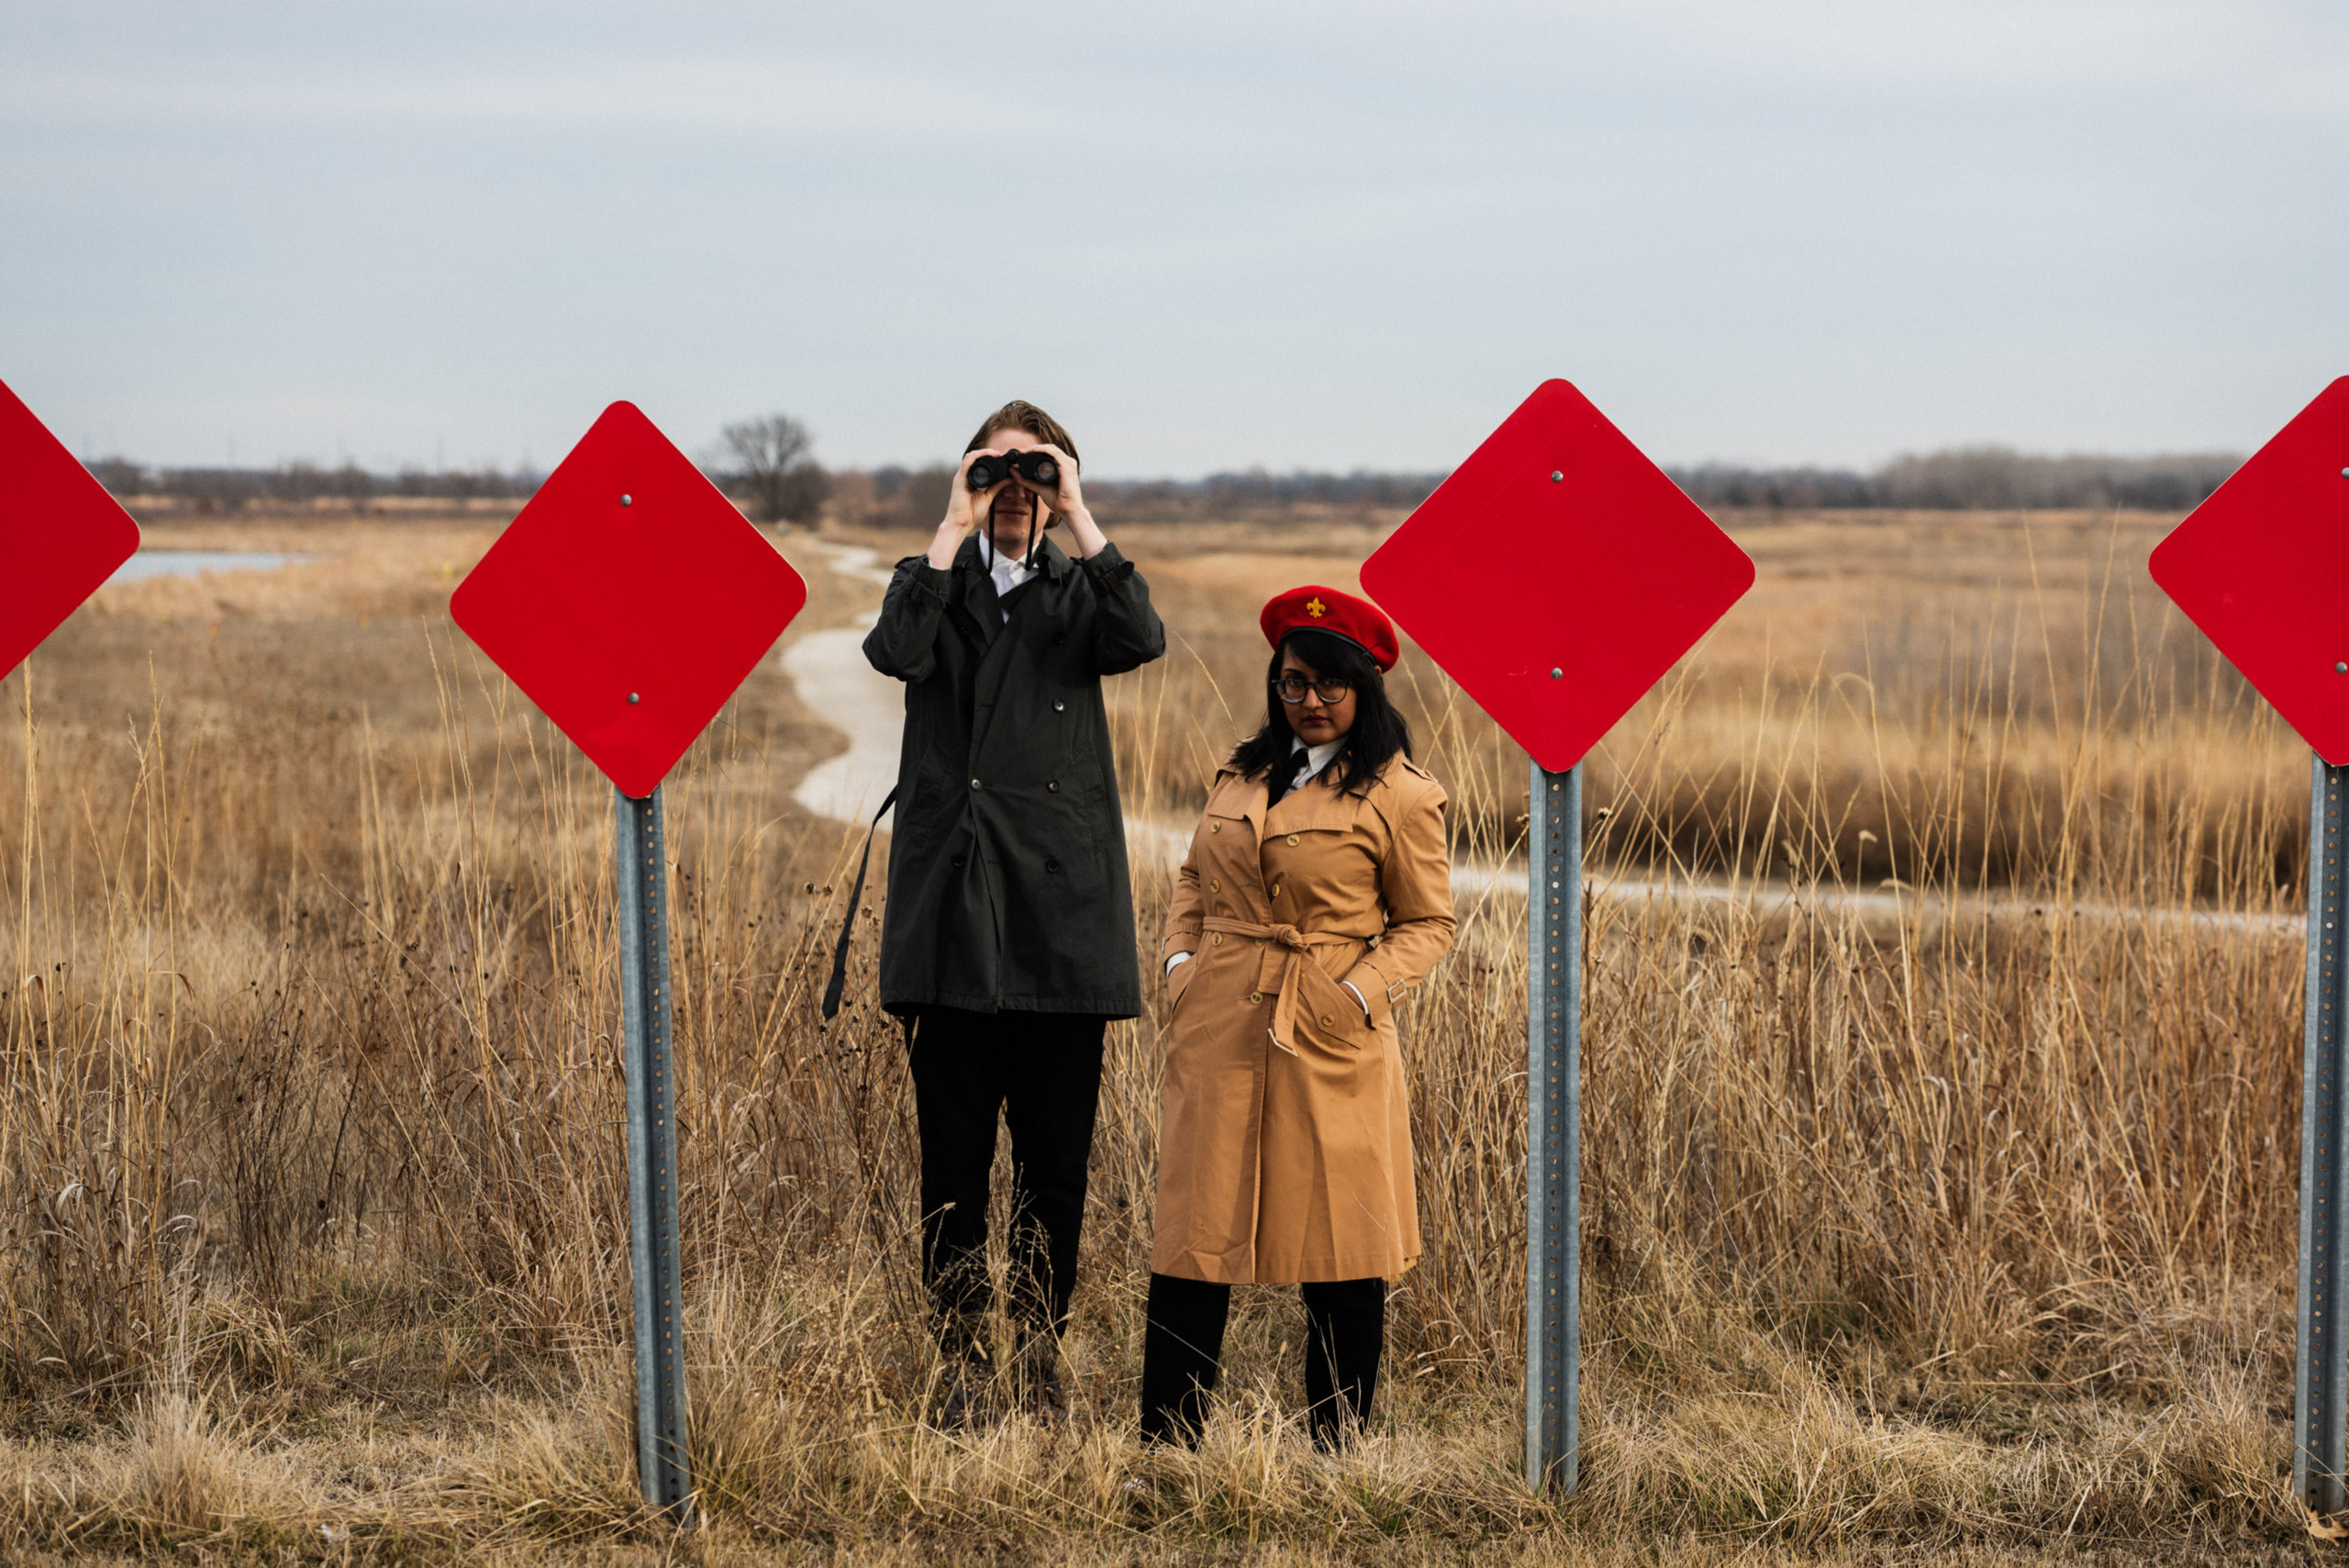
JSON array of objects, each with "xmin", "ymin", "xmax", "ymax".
[
  {"xmin": 1020, "ymin": 441, "xmax": 1108, "ymax": 560},
  {"xmin": 927, "ymin": 450, "xmax": 1006, "ymax": 569}
]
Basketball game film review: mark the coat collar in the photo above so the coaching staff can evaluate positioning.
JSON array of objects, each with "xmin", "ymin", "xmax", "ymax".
[
  {"xmin": 953, "ymin": 528, "xmax": 1073, "ymax": 582},
  {"xmin": 1208, "ymin": 767, "xmax": 1270, "ymax": 842},
  {"xmin": 950, "ymin": 530, "xmax": 1071, "ymax": 645},
  {"xmin": 1267, "ymin": 771, "xmax": 1364, "ymax": 832},
  {"xmin": 1036, "ymin": 532, "xmax": 1074, "ymax": 582}
]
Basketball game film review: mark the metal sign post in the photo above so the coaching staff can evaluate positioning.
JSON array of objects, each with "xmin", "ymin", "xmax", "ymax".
[
  {"xmin": 1524, "ymin": 762, "xmax": 1581, "ymax": 1489},
  {"xmin": 617, "ymin": 784, "xmax": 689, "ymax": 1519},
  {"xmin": 450, "ymin": 401, "xmax": 807, "ymax": 1525},
  {"xmin": 2145, "ymin": 377, "xmax": 2349, "ymax": 1516},
  {"xmin": 1361, "ymin": 380, "xmax": 1753, "ymax": 1495},
  {"xmin": 2303, "ymin": 758, "xmax": 2349, "ymax": 1512}
]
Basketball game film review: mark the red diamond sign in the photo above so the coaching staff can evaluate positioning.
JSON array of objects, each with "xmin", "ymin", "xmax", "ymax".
[
  {"xmin": 0, "ymin": 377, "xmax": 141, "ymax": 674},
  {"xmin": 2149, "ymin": 378, "xmax": 2349, "ymax": 763},
  {"xmin": 451, "ymin": 402, "xmax": 807, "ymax": 797},
  {"xmin": 1360, "ymin": 380, "xmax": 1753, "ymax": 771}
]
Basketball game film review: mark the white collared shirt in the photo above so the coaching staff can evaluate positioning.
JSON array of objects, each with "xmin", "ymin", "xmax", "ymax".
[
  {"xmin": 1286, "ymin": 734, "xmax": 1344, "ymax": 793},
  {"xmin": 987, "ymin": 551, "xmax": 1037, "ymax": 600},
  {"xmin": 985, "ymin": 550, "xmax": 1038, "ymax": 621}
]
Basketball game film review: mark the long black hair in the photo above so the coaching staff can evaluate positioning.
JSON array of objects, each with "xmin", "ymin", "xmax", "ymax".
[{"xmin": 1227, "ymin": 628, "xmax": 1413, "ymax": 796}]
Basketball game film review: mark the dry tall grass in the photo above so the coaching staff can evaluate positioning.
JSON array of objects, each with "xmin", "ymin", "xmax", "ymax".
[{"xmin": 0, "ymin": 509, "xmax": 2322, "ymax": 1562}]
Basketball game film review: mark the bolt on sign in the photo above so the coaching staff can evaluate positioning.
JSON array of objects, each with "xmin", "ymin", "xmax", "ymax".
[
  {"xmin": 1361, "ymin": 379, "xmax": 1753, "ymax": 1492},
  {"xmin": 451, "ymin": 401, "xmax": 807, "ymax": 1524},
  {"xmin": 2147, "ymin": 376, "xmax": 2349, "ymax": 1517},
  {"xmin": 0, "ymin": 378, "xmax": 141, "ymax": 676}
]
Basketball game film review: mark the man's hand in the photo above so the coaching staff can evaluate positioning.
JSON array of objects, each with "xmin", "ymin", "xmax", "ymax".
[
  {"xmin": 1019, "ymin": 442, "xmax": 1108, "ymax": 560},
  {"xmin": 927, "ymin": 450, "xmax": 1006, "ymax": 569}
]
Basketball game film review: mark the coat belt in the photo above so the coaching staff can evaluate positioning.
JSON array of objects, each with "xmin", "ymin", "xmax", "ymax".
[{"xmin": 1198, "ymin": 915, "xmax": 1362, "ymax": 1056}]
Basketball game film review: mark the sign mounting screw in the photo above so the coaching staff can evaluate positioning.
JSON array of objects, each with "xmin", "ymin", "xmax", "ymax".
[
  {"xmin": 1550, "ymin": 471, "xmax": 1564, "ymax": 483},
  {"xmin": 621, "ymin": 494, "xmax": 634, "ymax": 506},
  {"xmin": 1551, "ymin": 667, "xmax": 1564, "ymax": 679},
  {"xmin": 629, "ymin": 692, "xmax": 640, "ymax": 704}
]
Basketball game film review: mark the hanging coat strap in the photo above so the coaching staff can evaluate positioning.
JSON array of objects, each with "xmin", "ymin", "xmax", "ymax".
[{"xmin": 821, "ymin": 786, "xmax": 899, "ymax": 1021}]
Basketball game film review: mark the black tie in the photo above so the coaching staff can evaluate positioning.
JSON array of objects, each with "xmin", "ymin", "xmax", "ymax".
[{"xmin": 1268, "ymin": 750, "xmax": 1311, "ymax": 809}]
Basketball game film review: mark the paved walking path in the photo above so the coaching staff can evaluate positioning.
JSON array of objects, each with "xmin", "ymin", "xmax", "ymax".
[{"xmin": 780, "ymin": 545, "xmax": 901, "ymax": 828}]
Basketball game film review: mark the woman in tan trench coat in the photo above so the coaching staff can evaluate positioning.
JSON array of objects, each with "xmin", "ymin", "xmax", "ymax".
[{"xmin": 1140, "ymin": 584, "xmax": 1455, "ymax": 1449}]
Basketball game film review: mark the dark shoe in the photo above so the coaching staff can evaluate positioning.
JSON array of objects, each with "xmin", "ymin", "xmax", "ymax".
[
  {"xmin": 1013, "ymin": 1340, "xmax": 1072, "ymax": 1425},
  {"xmin": 930, "ymin": 1362, "xmax": 989, "ymax": 1431},
  {"xmin": 1308, "ymin": 1403, "xmax": 1361, "ymax": 1453},
  {"xmin": 1028, "ymin": 1364, "xmax": 1071, "ymax": 1425}
]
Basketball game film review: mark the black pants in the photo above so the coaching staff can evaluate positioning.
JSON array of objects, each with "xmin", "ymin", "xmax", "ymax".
[
  {"xmin": 907, "ymin": 1006, "xmax": 1107, "ymax": 1362},
  {"xmin": 1139, "ymin": 1272, "xmax": 1387, "ymax": 1448}
]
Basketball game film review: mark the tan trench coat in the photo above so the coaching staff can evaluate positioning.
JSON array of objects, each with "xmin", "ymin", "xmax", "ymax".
[{"xmin": 1151, "ymin": 757, "xmax": 1456, "ymax": 1284}]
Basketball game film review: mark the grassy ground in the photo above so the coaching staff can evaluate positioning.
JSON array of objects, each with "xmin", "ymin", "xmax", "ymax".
[{"xmin": 0, "ymin": 504, "xmax": 2329, "ymax": 1562}]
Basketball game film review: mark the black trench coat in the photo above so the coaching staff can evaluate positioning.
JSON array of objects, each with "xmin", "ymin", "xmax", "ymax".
[{"xmin": 863, "ymin": 532, "xmax": 1165, "ymax": 1018}]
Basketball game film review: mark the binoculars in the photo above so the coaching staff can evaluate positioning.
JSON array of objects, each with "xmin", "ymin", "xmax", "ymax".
[{"xmin": 965, "ymin": 449, "xmax": 1060, "ymax": 492}]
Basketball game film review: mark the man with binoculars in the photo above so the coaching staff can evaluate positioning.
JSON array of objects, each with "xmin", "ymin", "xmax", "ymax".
[{"xmin": 862, "ymin": 400, "xmax": 1165, "ymax": 1423}]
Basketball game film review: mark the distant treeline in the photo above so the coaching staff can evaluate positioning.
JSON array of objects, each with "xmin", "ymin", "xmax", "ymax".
[
  {"xmin": 85, "ymin": 444, "xmax": 2246, "ymax": 519},
  {"xmin": 825, "ymin": 465, "xmax": 1452, "ymax": 529},
  {"xmin": 1666, "ymin": 447, "xmax": 2244, "ymax": 512},
  {"xmin": 83, "ymin": 458, "xmax": 541, "ymax": 509},
  {"xmin": 1084, "ymin": 451, "xmax": 2243, "ymax": 517},
  {"xmin": 1086, "ymin": 471, "xmax": 1451, "ymax": 511}
]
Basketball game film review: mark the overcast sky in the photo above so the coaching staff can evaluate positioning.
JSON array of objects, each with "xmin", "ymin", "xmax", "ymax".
[{"xmin": 3, "ymin": 1, "xmax": 2344, "ymax": 477}]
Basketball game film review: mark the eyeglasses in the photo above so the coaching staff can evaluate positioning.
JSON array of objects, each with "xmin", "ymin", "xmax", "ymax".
[{"xmin": 1275, "ymin": 673, "xmax": 1353, "ymax": 705}]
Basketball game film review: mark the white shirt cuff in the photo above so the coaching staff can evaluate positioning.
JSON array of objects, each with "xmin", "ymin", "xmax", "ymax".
[{"xmin": 1165, "ymin": 951, "xmax": 1191, "ymax": 974}]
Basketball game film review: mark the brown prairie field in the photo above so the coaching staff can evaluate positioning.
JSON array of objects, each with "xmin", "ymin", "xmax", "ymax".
[{"xmin": 0, "ymin": 503, "xmax": 2328, "ymax": 1563}]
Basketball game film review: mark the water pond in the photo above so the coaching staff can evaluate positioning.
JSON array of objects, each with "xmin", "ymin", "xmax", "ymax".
[{"xmin": 109, "ymin": 550, "xmax": 309, "ymax": 583}]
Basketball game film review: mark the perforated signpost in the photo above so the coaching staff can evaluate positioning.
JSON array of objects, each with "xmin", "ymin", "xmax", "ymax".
[
  {"xmin": 451, "ymin": 402, "xmax": 807, "ymax": 1524},
  {"xmin": 1362, "ymin": 381, "xmax": 1753, "ymax": 1492},
  {"xmin": 2147, "ymin": 377, "xmax": 2349, "ymax": 1516},
  {"xmin": 0, "ymin": 379, "xmax": 142, "ymax": 675}
]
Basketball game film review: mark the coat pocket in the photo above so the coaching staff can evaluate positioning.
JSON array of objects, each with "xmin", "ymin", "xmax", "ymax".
[
  {"xmin": 1292, "ymin": 953, "xmax": 1376, "ymax": 1055},
  {"xmin": 1166, "ymin": 953, "xmax": 1199, "ymax": 1012}
]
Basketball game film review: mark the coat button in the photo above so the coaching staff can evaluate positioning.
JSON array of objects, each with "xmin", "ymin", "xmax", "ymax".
[
  {"xmin": 1253, "ymin": 938, "xmax": 1265, "ymax": 948},
  {"xmin": 1047, "ymin": 780, "xmax": 1059, "ymax": 793},
  {"xmin": 1046, "ymin": 856, "xmax": 1062, "ymax": 873},
  {"xmin": 969, "ymin": 778, "xmax": 982, "ymax": 791},
  {"xmin": 1286, "ymin": 834, "xmax": 1299, "ymax": 846},
  {"xmin": 1271, "ymin": 884, "xmax": 1282, "ymax": 897},
  {"xmin": 1248, "ymin": 991, "xmax": 1263, "ymax": 1005},
  {"xmin": 1053, "ymin": 699, "xmax": 1065, "ymax": 712},
  {"xmin": 1319, "ymin": 1014, "xmax": 1335, "ymax": 1027},
  {"xmin": 952, "ymin": 853, "xmax": 966, "ymax": 868},
  {"xmin": 1210, "ymin": 933, "xmax": 1222, "ymax": 946},
  {"xmin": 1208, "ymin": 821, "xmax": 1220, "ymax": 833},
  {"xmin": 1209, "ymin": 878, "xmax": 1220, "ymax": 892}
]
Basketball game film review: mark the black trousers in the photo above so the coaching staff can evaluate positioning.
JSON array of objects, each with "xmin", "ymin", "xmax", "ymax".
[
  {"xmin": 907, "ymin": 1006, "xmax": 1107, "ymax": 1362},
  {"xmin": 1139, "ymin": 1272, "xmax": 1387, "ymax": 1448}
]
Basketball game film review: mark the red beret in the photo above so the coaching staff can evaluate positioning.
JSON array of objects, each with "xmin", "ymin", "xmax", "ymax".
[{"xmin": 1260, "ymin": 584, "xmax": 1399, "ymax": 673}]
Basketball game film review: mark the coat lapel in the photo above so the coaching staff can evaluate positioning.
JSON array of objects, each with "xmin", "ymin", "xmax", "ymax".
[
  {"xmin": 951, "ymin": 536, "xmax": 1000, "ymax": 651},
  {"xmin": 968, "ymin": 537, "xmax": 1069, "ymax": 760},
  {"xmin": 1265, "ymin": 774, "xmax": 1363, "ymax": 833},
  {"xmin": 1238, "ymin": 769, "xmax": 1270, "ymax": 844}
]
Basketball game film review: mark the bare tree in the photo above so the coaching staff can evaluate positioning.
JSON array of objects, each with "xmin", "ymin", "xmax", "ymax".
[
  {"xmin": 718, "ymin": 414, "xmax": 830, "ymax": 527},
  {"xmin": 81, "ymin": 456, "xmax": 148, "ymax": 495}
]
